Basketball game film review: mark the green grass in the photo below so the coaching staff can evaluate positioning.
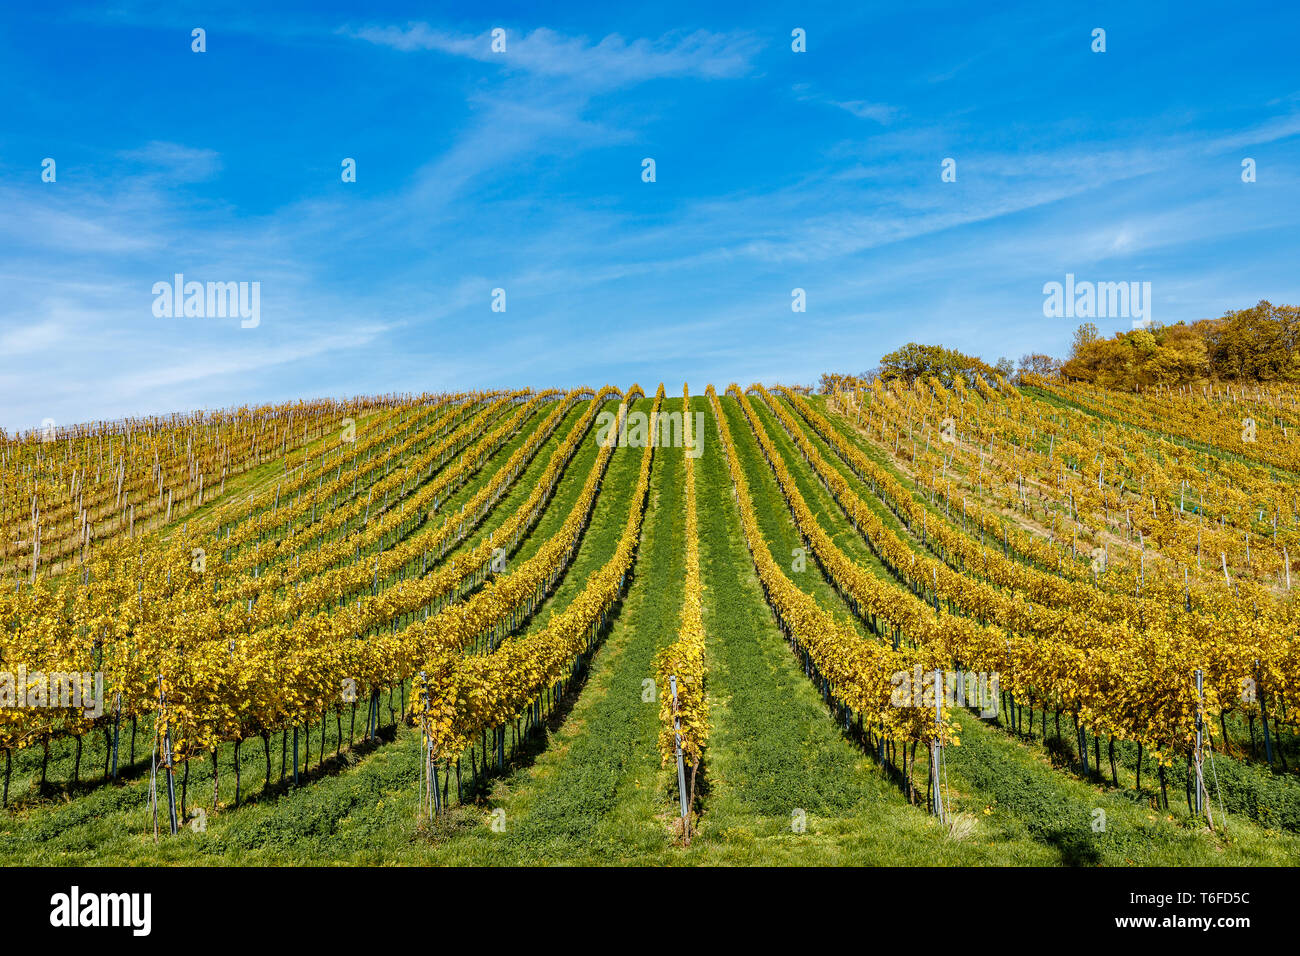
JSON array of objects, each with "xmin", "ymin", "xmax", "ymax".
[
  {"xmin": 0, "ymin": 400, "xmax": 569, "ymax": 801},
  {"xmin": 796, "ymin": 392, "xmax": 1300, "ymax": 828},
  {"xmin": 3, "ymin": 391, "xmax": 1296, "ymax": 865},
  {"xmin": 0, "ymin": 398, "xmax": 644, "ymax": 864},
  {"xmin": 730, "ymin": 394, "xmax": 1300, "ymax": 865},
  {"xmin": 1021, "ymin": 384, "xmax": 1300, "ymax": 484}
]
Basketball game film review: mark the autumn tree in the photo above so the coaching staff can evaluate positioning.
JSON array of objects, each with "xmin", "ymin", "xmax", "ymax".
[
  {"xmin": 877, "ymin": 343, "xmax": 994, "ymax": 387},
  {"xmin": 818, "ymin": 371, "xmax": 877, "ymax": 394},
  {"xmin": 1060, "ymin": 303, "xmax": 1297, "ymax": 388},
  {"xmin": 1202, "ymin": 300, "xmax": 1300, "ymax": 381},
  {"xmin": 1017, "ymin": 353, "xmax": 1061, "ymax": 382}
]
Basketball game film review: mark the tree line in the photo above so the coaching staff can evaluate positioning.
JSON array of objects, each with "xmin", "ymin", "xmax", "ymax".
[{"xmin": 817, "ymin": 301, "xmax": 1299, "ymax": 392}]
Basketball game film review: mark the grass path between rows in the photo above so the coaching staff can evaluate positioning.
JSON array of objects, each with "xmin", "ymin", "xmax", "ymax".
[
  {"xmin": 0, "ymin": 398, "xmax": 629, "ymax": 863},
  {"xmin": 418, "ymin": 405, "xmax": 686, "ymax": 863},
  {"xmin": 795, "ymin": 392, "xmax": 1300, "ymax": 832},
  {"xmin": 0, "ymin": 400, "xmax": 562, "ymax": 803},
  {"xmin": 6, "ymin": 392, "xmax": 1296, "ymax": 865},
  {"xmin": 735, "ymin": 394, "xmax": 1300, "ymax": 865}
]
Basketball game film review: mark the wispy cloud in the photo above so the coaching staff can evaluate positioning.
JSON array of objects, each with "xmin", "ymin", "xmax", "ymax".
[
  {"xmin": 793, "ymin": 83, "xmax": 900, "ymax": 125},
  {"xmin": 346, "ymin": 24, "xmax": 761, "ymax": 86},
  {"xmin": 833, "ymin": 100, "xmax": 898, "ymax": 124},
  {"xmin": 4, "ymin": 5, "xmax": 1300, "ymax": 425},
  {"xmin": 118, "ymin": 141, "xmax": 222, "ymax": 182},
  {"xmin": 0, "ymin": 320, "xmax": 64, "ymax": 355}
]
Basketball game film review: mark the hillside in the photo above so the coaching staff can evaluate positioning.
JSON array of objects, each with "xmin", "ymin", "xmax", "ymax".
[{"xmin": 1, "ymin": 381, "xmax": 1298, "ymax": 865}]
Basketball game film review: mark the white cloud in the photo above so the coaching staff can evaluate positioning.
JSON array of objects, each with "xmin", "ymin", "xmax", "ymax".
[
  {"xmin": 108, "ymin": 325, "xmax": 391, "ymax": 394},
  {"xmin": 0, "ymin": 320, "xmax": 64, "ymax": 354},
  {"xmin": 347, "ymin": 24, "xmax": 760, "ymax": 87},
  {"xmin": 834, "ymin": 100, "xmax": 898, "ymax": 124},
  {"xmin": 118, "ymin": 141, "xmax": 222, "ymax": 182}
]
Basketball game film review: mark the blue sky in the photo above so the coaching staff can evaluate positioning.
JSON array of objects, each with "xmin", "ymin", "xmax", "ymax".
[{"xmin": 3, "ymin": 0, "xmax": 1299, "ymax": 430}]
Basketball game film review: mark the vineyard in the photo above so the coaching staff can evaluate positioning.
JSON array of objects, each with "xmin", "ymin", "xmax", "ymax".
[{"xmin": 2, "ymin": 379, "xmax": 1299, "ymax": 865}]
